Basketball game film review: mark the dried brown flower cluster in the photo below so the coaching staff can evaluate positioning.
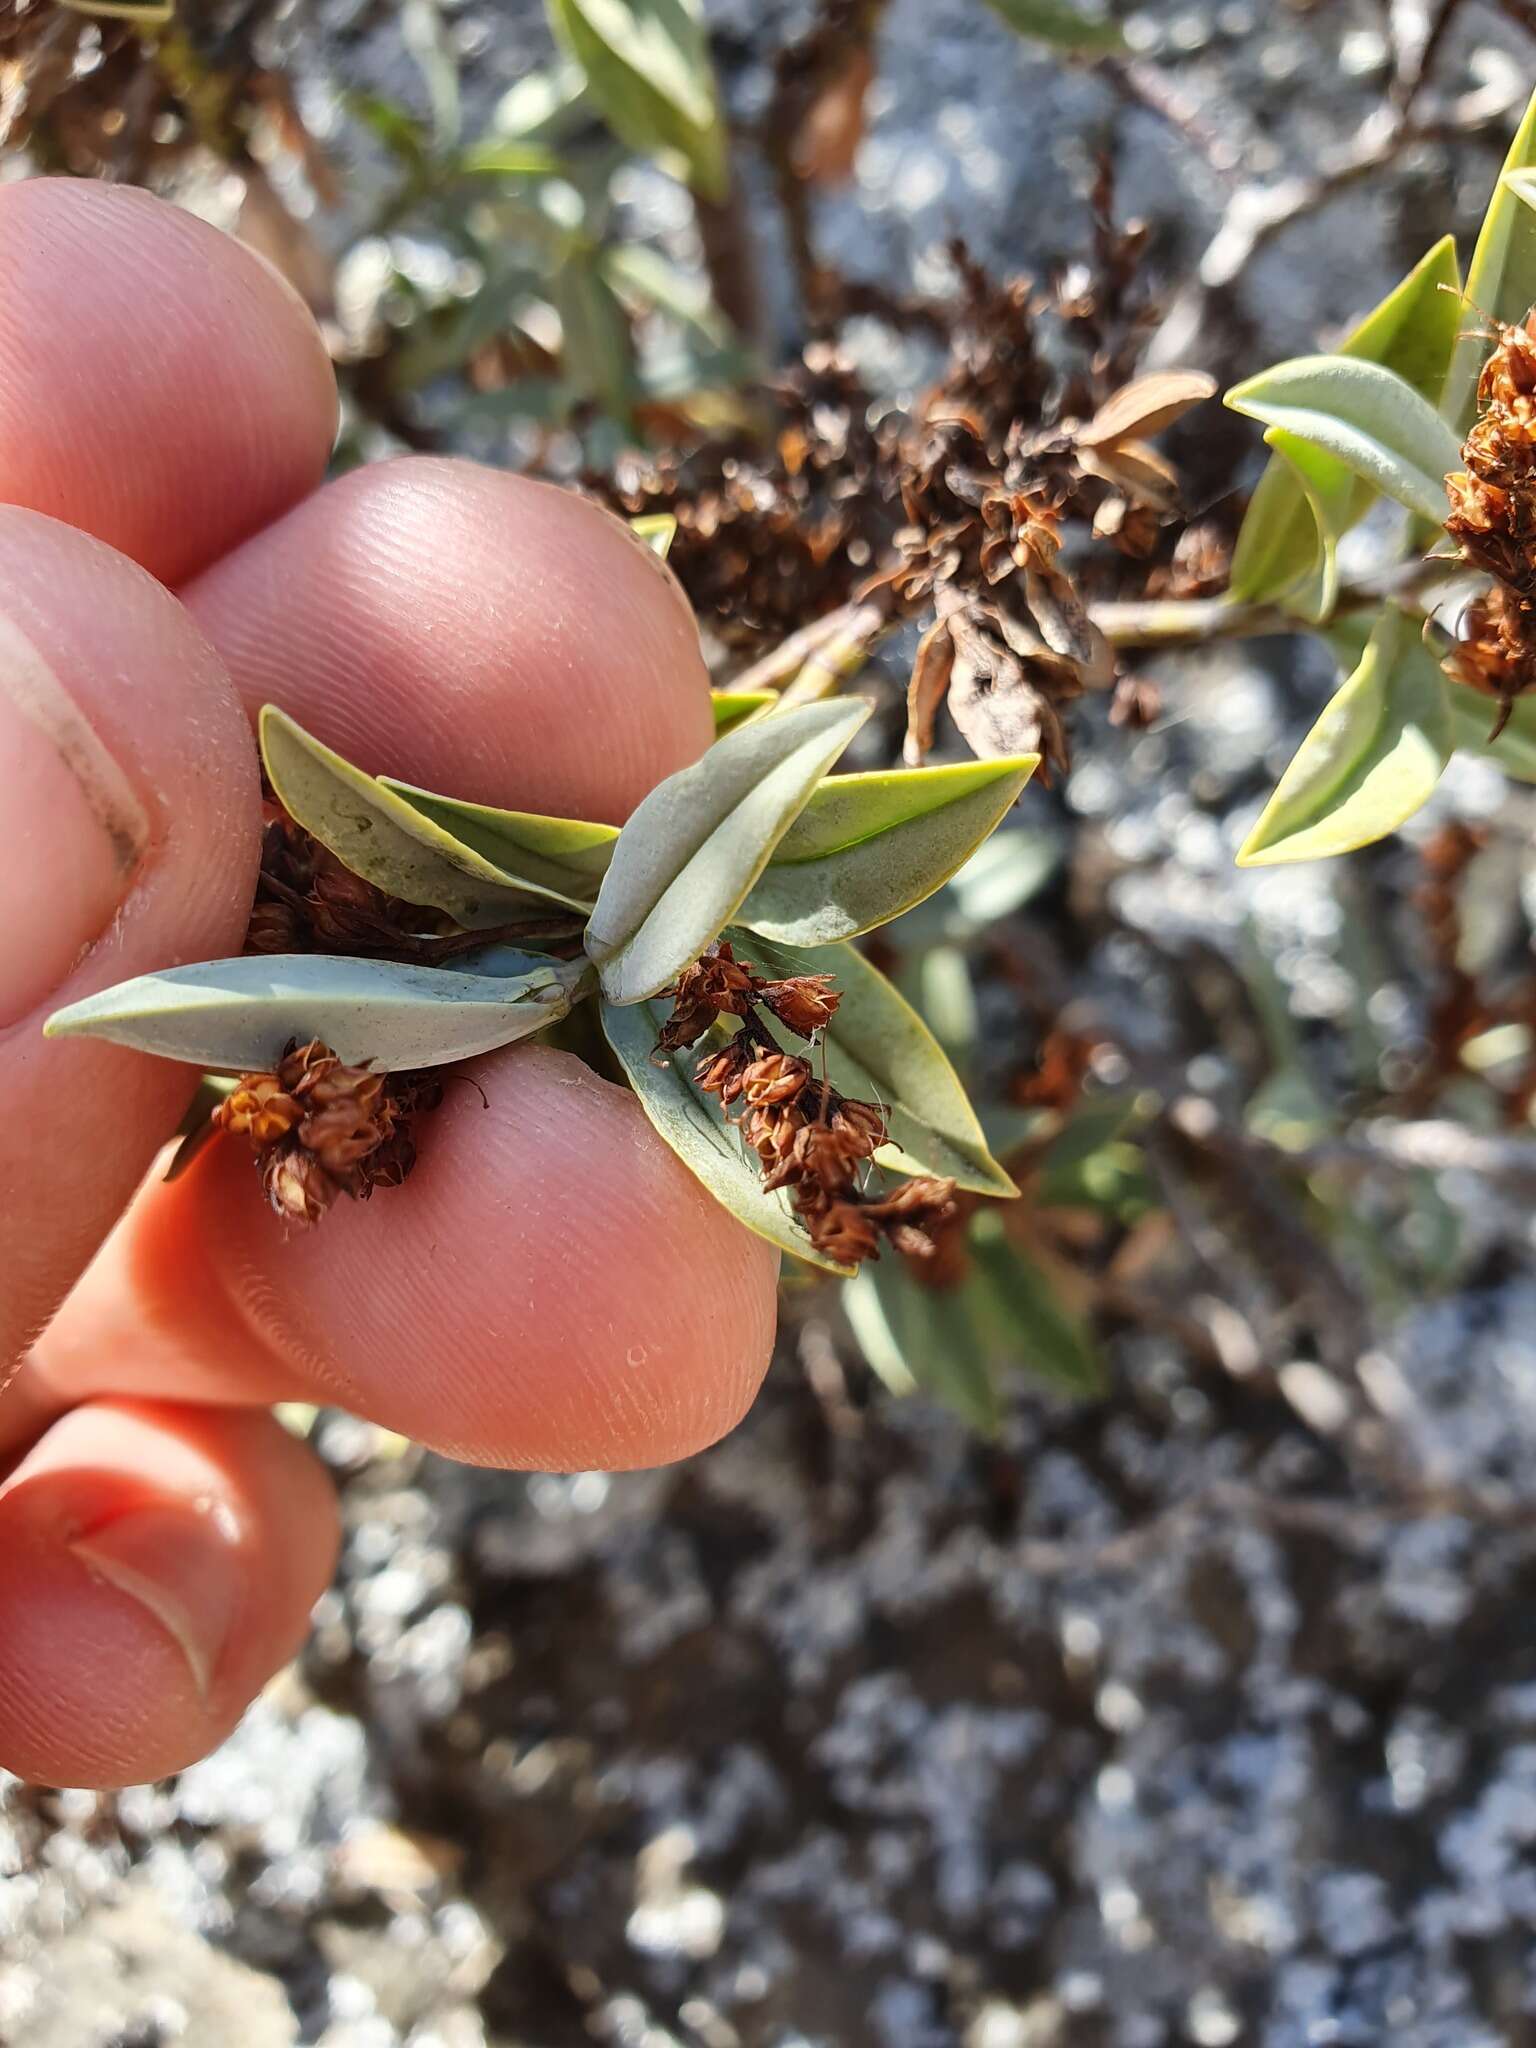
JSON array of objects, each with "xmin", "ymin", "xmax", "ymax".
[
  {"xmin": 661, "ymin": 944, "xmax": 956, "ymax": 1266},
  {"xmin": 250, "ymin": 806, "xmax": 580, "ymax": 963},
  {"xmin": 213, "ymin": 1039, "xmax": 442, "ymax": 1227},
  {"xmin": 605, "ymin": 233, "xmax": 1208, "ymax": 782},
  {"xmin": 1443, "ymin": 310, "xmax": 1536, "ymax": 739}
]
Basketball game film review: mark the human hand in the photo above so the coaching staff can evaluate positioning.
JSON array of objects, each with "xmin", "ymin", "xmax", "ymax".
[{"xmin": 0, "ymin": 179, "xmax": 778, "ymax": 1789}]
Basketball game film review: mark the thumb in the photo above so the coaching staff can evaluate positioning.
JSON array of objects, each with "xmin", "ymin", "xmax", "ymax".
[{"xmin": 0, "ymin": 508, "xmax": 259, "ymax": 1367}]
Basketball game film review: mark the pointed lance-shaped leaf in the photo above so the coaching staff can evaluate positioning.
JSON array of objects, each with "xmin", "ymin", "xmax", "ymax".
[
  {"xmin": 966, "ymin": 1211, "xmax": 1104, "ymax": 1397},
  {"xmin": 977, "ymin": 0, "xmax": 1126, "ymax": 54},
  {"xmin": 260, "ymin": 706, "xmax": 575, "ymax": 924},
  {"xmin": 1229, "ymin": 236, "xmax": 1462, "ymax": 613},
  {"xmin": 546, "ymin": 0, "xmax": 729, "ymax": 199},
  {"xmin": 45, "ymin": 951, "xmax": 591, "ymax": 1073},
  {"xmin": 735, "ymin": 754, "xmax": 1038, "ymax": 946},
  {"xmin": 1077, "ymin": 369, "xmax": 1217, "ymax": 447},
  {"xmin": 586, "ymin": 697, "xmax": 870, "ymax": 1004},
  {"xmin": 1442, "ymin": 88, "xmax": 1536, "ymax": 434},
  {"xmin": 844, "ymin": 1261, "xmax": 1002, "ymax": 1435},
  {"xmin": 1224, "ymin": 355, "xmax": 1464, "ymax": 528},
  {"xmin": 599, "ymin": 998, "xmax": 855, "ymax": 1275},
  {"xmin": 1236, "ymin": 605, "xmax": 1453, "ymax": 866},
  {"xmin": 732, "ymin": 932, "xmax": 1018, "ymax": 1198},
  {"xmin": 380, "ymin": 777, "xmax": 618, "ymax": 908},
  {"xmin": 710, "ymin": 688, "xmax": 778, "ymax": 735}
]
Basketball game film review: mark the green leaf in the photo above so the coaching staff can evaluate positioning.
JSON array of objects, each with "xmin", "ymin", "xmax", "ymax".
[
  {"xmin": 1442, "ymin": 88, "xmax": 1536, "ymax": 434},
  {"xmin": 599, "ymin": 998, "xmax": 852, "ymax": 1274},
  {"xmin": 1225, "ymin": 356, "xmax": 1463, "ymax": 527},
  {"xmin": 586, "ymin": 698, "xmax": 869, "ymax": 1004},
  {"xmin": 735, "ymin": 755, "xmax": 1037, "ymax": 946},
  {"xmin": 260, "ymin": 707, "xmax": 573, "ymax": 925},
  {"xmin": 844, "ymin": 1262, "xmax": 1002, "ymax": 1434},
  {"xmin": 456, "ymin": 139, "xmax": 564, "ymax": 178},
  {"xmin": 632, "ymin": 512, "xmax": 679, "ymax": 560},
  {"xmin": 46, "ymin": 952, "xmax": 589, "ymax": 1073},
  {"xmin": 1446, "ymin": 680, "xmax": 1536, "ymax": 780},
  {"xmin": 978, "ymin": 0, "xmax": 1125, "ymax": 53},
  {"xmin": 966, "ymin": 1212, "xmax": 1104, "ymax": 1397},
  {"xmin": 734, "ymin": 933, "xmax": 1018, "ymax": 1198},
  {"xmin": 710, "ymin": 688, "xmax": 777, "ymax": 735},
  {"xmin": 546, "ymin": 0, "xmax": 729, "ymax": 199},
  {"xmin": 555, "ymin": 255, "xmax": 638, "ymax": 433},
  {"xmin": 57, "ymin": 0, "xmax": 172, "ymax": 18},
  {"xmin": 1236, "ymin": 605, "xmax": 1453, "ymax": 866},
  {"xmin": 380, "ymin": 777, "xmax": 618, "ymax": 909},
  {"xmin": 1229, "ymin": 237, "xmax": 1462, "ymax": 614}
]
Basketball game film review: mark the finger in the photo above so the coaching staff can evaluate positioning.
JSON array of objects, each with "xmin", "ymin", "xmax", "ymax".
[
  {"xmin": 38, "ymin": 1048, "xmax": 781, "ymax": 1471},
  {"xmin": 183, "ymin": 455, "xmax": 711, "ymax": 822},
  {"xmin": 32, "ymin": 461, "xmax": 779, "ymax": 1468},
  {"xmin": 0, "ymin": 1400, "xmax": 337, "ymax": 1787},
  {"xmin": 0, "ymin": 179, "xmax": 336, "ymax": 585},
  {"xmin": 0, "ymin": 508, "xmax": 260, "ymax": 1367}
]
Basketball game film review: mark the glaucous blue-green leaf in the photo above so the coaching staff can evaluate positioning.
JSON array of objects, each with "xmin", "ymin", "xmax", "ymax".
[
  {"xmin": 735, "ymin": 754, "xmax": 1037, "ymax": 945},
  {"xmin": 966, "ymin": 1211, "xmax": 1104, "ymax": 1396},
  {"xmin": 46, "ymin": 952, "xmax": 590, "ymax": 1073},
  {"xmin": 1236, "ymin": 606, "xmax": 1453, "ymax": 866},
  {"xmin": 380, "ymin": 777, "xmax": 618, "ymax": 909},
  {"xmin": 260, "ymin": 707, "xmax": 572, "ymax": 924},
  {"xmin": 630, "ymin": 512, "xmax": 679, "ymax": 559},
  {"xmin": 546, "ymin": 0, "xmax": 728, "ymax": 199},
  {"xmin": 1229, "ymin": 237, "xmax": 1462, "ymax": 614},
  {"xmin": 587, "ymin": 698, "xmax": 869, "ymax": 1003},
  {"xmin": 1442, "ymin": 88, "xmax": 1536, "ymax": 434},
  {"xmin": 844, "ymin": 1261, "xmax": 1001, "ymax": 1434},
  {"xmin": 711, "ymin": 688, "xmax": 777, "ymax": 735},
  {"xmin": 734, "ymin": 932, "xmax": 1017, "ymax": 1197},
  {"xmin": 978, "ymin": 0, "xmax": 1125, "ymax": 52},
  {"xmin": 1446, "ymin": 680, "xmax": 1536, "ymax": 781},
  {"xmin": 1224, "ymin": 356, "xmax": 1462, "ymax": 527},
  {"xmin": 599, "ymin": 998, "xmax": 853, "ymax": 1274}
]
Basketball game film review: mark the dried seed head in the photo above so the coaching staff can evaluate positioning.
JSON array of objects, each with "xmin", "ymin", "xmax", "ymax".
[
  {"xmin": 759, "ymin": 974, "xmax": 841, "ymax": 1038},
  {"xmin": 660, "ymin": 943, "xmax": 762, "ymax": 1047},
  {"xmin": 739, "ymin": 1051, "xmax": 813, "ymax": 1108},
  {"xmin": 215, "ymin": 1074, "xmax": 304, "ymax": 1149},
  {"xmin": 262, "ymin": 1141, "xmax": 340, "ymax": 1227},
  {"xmin": 695, "ymin": 1039, "xmax": 755, "ymax": 1104},
  {"xmin": 218, "ymin": 1041, "xmax": 444, "ymax": 1226},
  {"xmin": 795, "ymin": 1190, "xmax": 882, "ymax": 1264}
]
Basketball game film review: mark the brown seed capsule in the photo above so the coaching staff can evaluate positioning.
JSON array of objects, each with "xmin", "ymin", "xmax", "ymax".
[
  {"xmin": 758, "ymin": 974, "xmax": 841, "ymax": 1038},
  {"xmin": 695, "ymin": 1039, "xmax": 755, "ymax": 1103},
  {"xmin": 739, "ymin": 1051, "xmax": 813, "ymax": 1108},
  {"xmin": 262, "ymin": 1141, "xmax": 340, "ymax": 1226},
  {"xmin": 216, "ymin": 1074, "xmax": 304, "ymax": 1149},
  {"xmin": 796, "ymin": 1190, "xmax": 882, "ymax": 1264}
]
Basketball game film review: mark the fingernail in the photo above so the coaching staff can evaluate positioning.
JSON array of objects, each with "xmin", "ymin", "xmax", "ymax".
[
  {"xmin": 69, "ymin": 1501, "xmax": 242, "ymax": 1701},
  {"xmin": 0, "ymin": 608, "xmax": 149, "ymax": 1028}
]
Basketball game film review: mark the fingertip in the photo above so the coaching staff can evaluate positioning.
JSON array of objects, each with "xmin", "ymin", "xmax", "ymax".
[
  {"xmin": 0, "ymin": 1402, "xmax": 337, "ymax": 1787},
  {"xmin": 0, "ymin": 179, "xmax": 337, "ymax": 583},
  {"xmin": 146, "ymin": 1046, "xmax": 780, "ymax": 1471},
  {"xmin": 184, "ymin": 457, "xmax": 715, "ymax": 822}
]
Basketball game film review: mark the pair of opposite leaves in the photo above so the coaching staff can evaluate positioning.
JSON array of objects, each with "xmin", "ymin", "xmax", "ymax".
[{"xmin": 48, "ymin": 695, "xmax": 1036, "ymax": 1272}]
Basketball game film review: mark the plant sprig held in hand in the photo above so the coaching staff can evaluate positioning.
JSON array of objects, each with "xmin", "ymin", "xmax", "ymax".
[{"xmin": 46, "ymin": 691, "xmax": 1034, "ymax": 1272}]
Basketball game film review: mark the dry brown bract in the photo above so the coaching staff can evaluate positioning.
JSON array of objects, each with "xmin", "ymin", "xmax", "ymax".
[
  {"xmin": 605, "ymin": 235, "xmax": 1212, "ymax": 784},
  {"xmin": 215, "ymin": 1039, "xmax": 442, "ymax": 1226},
  {"xmin": 662, "ymin": 943, "xmax": 955, "ymax": 1267},
  {"xmin": 1442, "ymin": 309, "xmax": 1536, "ymax": 739}
]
